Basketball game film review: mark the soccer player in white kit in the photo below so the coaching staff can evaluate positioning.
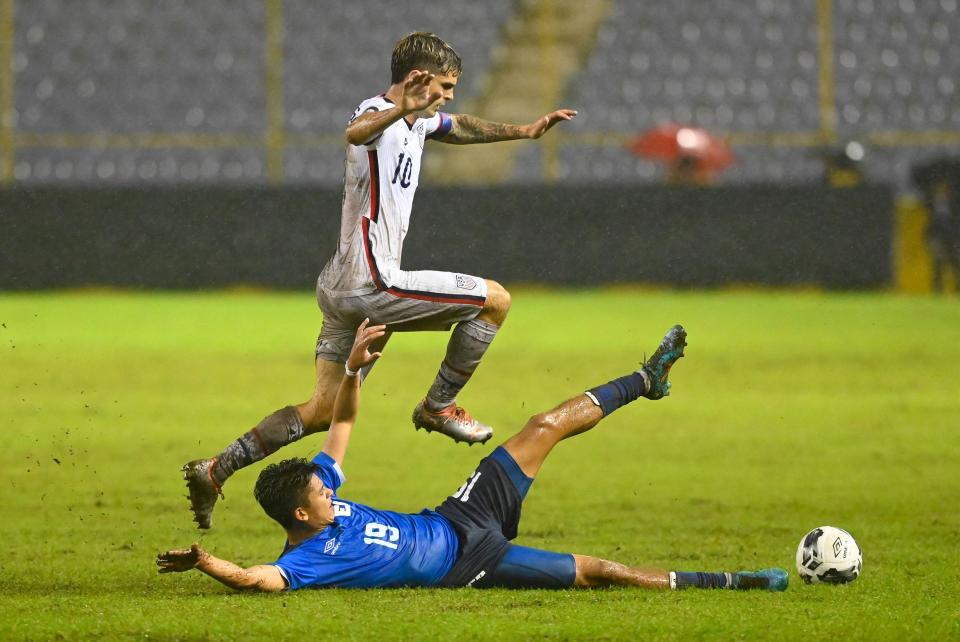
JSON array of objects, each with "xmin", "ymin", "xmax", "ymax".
[{"xmin": 182, "ymin": 32, "xmax": 577, "ymax": 528}]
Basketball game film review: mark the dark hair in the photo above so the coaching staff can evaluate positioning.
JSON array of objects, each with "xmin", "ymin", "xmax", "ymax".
[
  {"xmin": 391, "ymin": 32, "xmax": 462, "ymax": 84},
  {"xmin": 254, "ymin": 458, "xmax": 320, "ymax": 529}
]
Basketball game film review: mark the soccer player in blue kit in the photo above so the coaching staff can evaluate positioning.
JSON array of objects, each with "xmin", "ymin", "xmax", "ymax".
[{"xmin": 159, "ymin": 321, "xmax": 788, "ymax": 592}]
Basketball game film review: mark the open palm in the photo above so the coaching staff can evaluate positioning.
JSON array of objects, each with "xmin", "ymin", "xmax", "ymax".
[
  {"xmin": 401, "ymin": 70, "xmax": 442, "ymax": 113},
  {"xmin": 156, "ymin": 543, "xmax": 205, "ymax": 573},
  {"xmin": 346, "ymin": 318, "xmax": 386, "ymax": 371}
]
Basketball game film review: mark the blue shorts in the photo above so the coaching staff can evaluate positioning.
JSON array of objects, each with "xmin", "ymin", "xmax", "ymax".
[{"xmin": 436, "ymin": 447, "xmax": 576, "ymax": 589}]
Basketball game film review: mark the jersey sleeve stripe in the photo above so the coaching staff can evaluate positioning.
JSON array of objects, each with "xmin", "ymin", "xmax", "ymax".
[
  {"xmin": 330, "ymin": 460, "xmax": 346, "ymax": 486},
  {"xmin": 426, "ymin": 112, "xmax": 453, "ymax": 140},
  {"xmin": 272, "ymin": 564, "xmax": 291, "ymax": 588}
]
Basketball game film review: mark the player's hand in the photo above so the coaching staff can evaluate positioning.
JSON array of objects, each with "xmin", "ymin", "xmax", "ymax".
[
  {"xmin": 524, "ymin": 108, "xmax": 578, "ymax": 139},
  {"xmin": 346, "ymin": 318, "xmax": 386, "ymax": 372},
  {"xmin": 400, "ymin": 70, "xmax": 442, "ymax": 115},
  {"xmin": 156, "ymin": 542, "xmax": 207, "ymax": 573}
]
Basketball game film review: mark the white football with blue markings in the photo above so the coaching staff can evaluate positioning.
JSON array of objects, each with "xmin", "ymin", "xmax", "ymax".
[{"xmin": 796, "ymin": 526, "xmax": 862, "ymax": 584}]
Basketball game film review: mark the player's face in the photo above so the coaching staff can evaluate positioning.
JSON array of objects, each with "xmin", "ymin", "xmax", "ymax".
[
  {"xmin": 421, "ymin": 72, "xmax": 458, "ymax": 117},
  {"xmin": 298, "ymin": 475, "xmax": 334, "ymax": 528}
]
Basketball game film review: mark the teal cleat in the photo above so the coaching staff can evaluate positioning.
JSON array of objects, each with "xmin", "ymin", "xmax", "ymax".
[
  {"xmin": 734, "ymin": 568, "xmax": 789, "ymax": 591},
  {"xmin": 642, "ymin": 325, "xmax": 687, "ymax": 399}
]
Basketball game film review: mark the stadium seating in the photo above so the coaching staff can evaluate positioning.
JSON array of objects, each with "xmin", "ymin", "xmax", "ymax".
[
  {"xmin": 528, "ymin": 0, "xmax": 958, "ymax": 189},
  {"xmin": 15, "ymin": 0, "xmax": 267, "ymax": 134},
  {"xmin": 12, "ymin": 0, "xmax": 514, "ymax": 183},
  {"xmin": 8, "ymin": 0, "xmax": 958, "ymax": 190}
]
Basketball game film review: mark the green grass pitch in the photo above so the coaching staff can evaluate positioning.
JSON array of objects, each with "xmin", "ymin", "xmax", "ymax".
[{"xmin": 1, "ymin": 290, "xmax": 958, "ymax": 640}]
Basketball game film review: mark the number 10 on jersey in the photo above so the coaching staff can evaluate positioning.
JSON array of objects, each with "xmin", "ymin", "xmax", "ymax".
[{"xmin": 392, "ymin": 152, "xmax": 413, "ymax": 188}]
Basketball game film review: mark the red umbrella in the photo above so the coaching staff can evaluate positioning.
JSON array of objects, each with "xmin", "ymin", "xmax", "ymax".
[{"xmin": 628, "ymin": 123, "xmax": 734, "ymax": 172}]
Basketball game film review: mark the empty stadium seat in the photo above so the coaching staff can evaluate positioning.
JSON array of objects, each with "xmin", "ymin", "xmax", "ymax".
[
  {"xmin": 542, "ymin": 0, "xmax": 958, "ymax": 190},
  {"xmin": 8, "ymin": 0, "xmax": 958, "ymax": 190},
  {"xmin": 12, "ymin": 0, "xmax": 514, "ymax": 184}
]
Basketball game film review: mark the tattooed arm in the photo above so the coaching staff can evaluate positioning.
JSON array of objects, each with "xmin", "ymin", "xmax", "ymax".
[{"xmin": 438, "ymin": 109, "xmax": 577, "ymax": 145}]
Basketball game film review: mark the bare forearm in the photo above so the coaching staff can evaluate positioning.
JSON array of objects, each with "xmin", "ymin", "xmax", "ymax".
[
  {"xmin": 331, "ymin": 373, "xmax": 361, "ymax": 426},
  {"xmin": 322, "ymin": 319, "xmax": 382, "ymax": 463},
  {"xmin": 440, "ymin": 114, "xmax": 529, "ymax": 144},
  {"xmin": 196, "ymin": 553, "xmax": 273, "ymax": 591},
  {"xmin": 345, "ymin": 106, "xmax": 409, "ymax": 146},
  {"xmin": 158, "ymin": 544, "xmax": 285, "ymax": 591},
  {"xmin": 322, "ymin": 372, "xmax": 360, "ymax": 463}
]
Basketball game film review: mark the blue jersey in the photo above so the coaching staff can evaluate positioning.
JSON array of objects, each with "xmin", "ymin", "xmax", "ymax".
[{"xmin": 272, "ymin": 452, "xmax": 459, "ymax": 589}]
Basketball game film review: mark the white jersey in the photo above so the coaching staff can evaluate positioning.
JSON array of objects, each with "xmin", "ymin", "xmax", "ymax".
[{"xmin": 319, "ymin": 94, "xmax": 453, "ymax": 297}]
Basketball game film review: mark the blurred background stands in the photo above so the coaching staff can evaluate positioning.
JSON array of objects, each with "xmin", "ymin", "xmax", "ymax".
[
  {"xmin": 1, "ymin": 0, "xmax": 958, "ymax": 192},
  {"xmin": 514, "ymin": 0, "xmax": 958, "ymax": 191},
  {"xmin": 7, "ymin": 0, "xmax": 513, "ymax": 184}
]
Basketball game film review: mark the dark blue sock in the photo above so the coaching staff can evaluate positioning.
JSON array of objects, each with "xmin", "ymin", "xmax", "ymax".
[
  {"xmin": 671, "ymin": 571, "xmax": 732, "ymax": 589},
  {"xmin": 586, "ymin": 371, "xmax": 647, "ymax": 416}
]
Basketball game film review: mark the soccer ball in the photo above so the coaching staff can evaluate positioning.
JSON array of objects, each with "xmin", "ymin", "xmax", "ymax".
[{"xmin": 795, "ymin": 526, "xmax": 862, "ymax": 584}]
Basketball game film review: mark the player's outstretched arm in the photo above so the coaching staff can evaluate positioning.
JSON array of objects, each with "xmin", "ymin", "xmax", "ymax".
[
  {"xmin": 156, "ymin": 543, "xmax": 286, "ymax": 592},
  {"xmin": 345, "ymin": 70, "xmax": 442, "ymax": 146},
  {"xmin": 321, "ymin": 318, "xmax": 385, "ymax": 466},
  {"xmin": 437, "ymin": 109, "xmax": 577, "ymax": 145}
]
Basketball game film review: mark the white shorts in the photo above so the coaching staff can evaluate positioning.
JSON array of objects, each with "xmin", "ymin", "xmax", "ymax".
[{"xmin": 315, "ymin": 269, "xmax": 488, "ymax": 363}]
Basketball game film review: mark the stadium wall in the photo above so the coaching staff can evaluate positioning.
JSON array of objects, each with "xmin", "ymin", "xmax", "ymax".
[{"xmin": 0, "ymin": 185, "xmax": 893, "ymax": 290}]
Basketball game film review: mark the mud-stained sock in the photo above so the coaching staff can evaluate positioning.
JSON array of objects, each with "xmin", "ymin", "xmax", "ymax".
[
  {"xmin": 425, "ymin": 319, "xmax": 499, "ymax": 411},
  {"xmin": 211, "ymin": 406, "xmax": 305, "ymax": 487},
  {"xmin": 584, "ymin": 370, "xmax": 650, "ymax": 416}
]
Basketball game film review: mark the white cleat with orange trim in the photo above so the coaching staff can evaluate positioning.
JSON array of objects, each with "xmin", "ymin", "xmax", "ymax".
[{"xmin": 411, "ymin": 400, "xmax": 493, "ymax": 445}]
